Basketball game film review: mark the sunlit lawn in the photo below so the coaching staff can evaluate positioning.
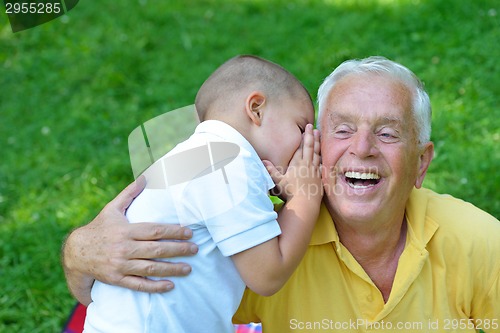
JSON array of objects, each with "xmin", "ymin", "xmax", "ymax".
[{"xmin": 1, "ymin": 0, "xmax": 498, "ymax": 331}]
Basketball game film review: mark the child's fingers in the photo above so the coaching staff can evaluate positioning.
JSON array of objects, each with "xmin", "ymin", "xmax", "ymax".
[
  {"xmin": 262, "ymin": 160, "xmax": 284, "ymax": 186},
  {"xmin": 289, "ymin": 134, "xmax": 304, "ymax": 166},
  {"xmin": 312, "ymin": 129, "xmax": 321, "ymax": 167},
  {"xmin": 301, "ymin": 124, "xmax": 315, "ymax": 162}
]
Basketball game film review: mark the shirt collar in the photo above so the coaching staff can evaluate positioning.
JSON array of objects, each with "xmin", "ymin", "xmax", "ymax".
[
  {"xmin": 309, "ymin": 188, "xmax": 439, "ymax": 248},
  {"xmin": 310, "ymin": 202, "xmax": 339, "ymax": 245},
  {"xmin": 405, "ymin": 188, "xmax": 439, "ymax": 248}
]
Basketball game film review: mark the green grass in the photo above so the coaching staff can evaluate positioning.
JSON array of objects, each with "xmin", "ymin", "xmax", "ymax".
[{"xmin": 1, "ymin": 0, "xmax": 499, "ymax": 331}]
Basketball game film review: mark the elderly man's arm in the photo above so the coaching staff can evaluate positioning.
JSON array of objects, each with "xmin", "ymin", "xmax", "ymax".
[
  {"xmin": 61, "ymin": 177, "xmax": 198, "ymax": 305},
  {"xmin": 472, "ymin": 218, "xmax": 500, "ymax": 332}
]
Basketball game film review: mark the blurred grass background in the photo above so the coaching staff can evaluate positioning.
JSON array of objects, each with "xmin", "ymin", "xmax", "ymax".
[{"xmin": 0, "ymin": 0, "xmax": 499, "ymax": 331}]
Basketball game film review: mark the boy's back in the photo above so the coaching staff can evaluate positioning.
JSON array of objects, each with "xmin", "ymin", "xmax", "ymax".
[
  {"xmin": 84, "ymin": 55, "xmax": 321, "ymax": 332},
  {"xmin": 84, "ymin": 120, "xmax": 281, "ymax": 332}
]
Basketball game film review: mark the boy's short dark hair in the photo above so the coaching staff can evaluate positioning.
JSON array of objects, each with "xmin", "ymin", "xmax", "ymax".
[{"xmin": 195, "ymin": 55, "xmax": 310, "ymax": 121}]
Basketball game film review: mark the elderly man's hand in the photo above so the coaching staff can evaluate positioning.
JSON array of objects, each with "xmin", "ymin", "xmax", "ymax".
[{"xmin": 62, "ymin": 177, "xmax": 198, "ymax": 305}]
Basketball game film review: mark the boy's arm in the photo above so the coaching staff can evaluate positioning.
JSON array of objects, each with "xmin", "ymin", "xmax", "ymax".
[{"xmin": 231, "ymin": 125, "xmax": 322, "ymax": 296}]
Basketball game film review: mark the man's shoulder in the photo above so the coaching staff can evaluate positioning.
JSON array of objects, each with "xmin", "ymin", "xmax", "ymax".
[
  {"xmin": 410, "ymin": 187, "xmax": 499, "ymax": 244},
  {"xmin": 410, "ymin": 187, "xmax": 496, "ymax": 221}
]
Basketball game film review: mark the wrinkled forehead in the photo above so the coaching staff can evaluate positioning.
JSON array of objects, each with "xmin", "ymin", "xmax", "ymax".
[{"xmin": 319, "ymin": 73, "xmax": 413, "ymax": 129}]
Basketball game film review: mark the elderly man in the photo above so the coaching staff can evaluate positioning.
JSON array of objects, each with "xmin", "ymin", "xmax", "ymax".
[{"xmin": 63, "ymin": 57, "xmax": 499, "ymax": 332}]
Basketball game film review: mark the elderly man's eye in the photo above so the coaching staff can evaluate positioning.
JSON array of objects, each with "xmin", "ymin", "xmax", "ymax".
[
  {"xmin": 333, "ymin": 125, "xmax": 353, "ymax": 139},
  {"xmin": 378, "ymin": 130, "xmax": 399, "ymax": 142}
]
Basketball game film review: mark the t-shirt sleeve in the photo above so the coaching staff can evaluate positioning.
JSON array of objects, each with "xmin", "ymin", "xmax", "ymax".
[
  {"xmin": 173, "ymin": 145, "xmax": 281, "ymax": 257},
  {"xmin": 204, "ymin": 175, "xmax": 281, "ymax": 256}
]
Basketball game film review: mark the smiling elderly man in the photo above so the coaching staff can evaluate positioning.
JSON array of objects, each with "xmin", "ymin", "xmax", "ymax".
[{"xmin": 63, "ymin": 57, "xmax": 499, "ymax": 333}]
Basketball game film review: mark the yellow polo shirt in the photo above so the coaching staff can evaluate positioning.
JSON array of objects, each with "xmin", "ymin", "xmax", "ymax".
[{"xmin": 234, "ymin": 188, "xmax": 500, "ymax": 332}]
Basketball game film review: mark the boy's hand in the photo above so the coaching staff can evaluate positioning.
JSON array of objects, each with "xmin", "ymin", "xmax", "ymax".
[{"xmin": 263, "ymin": 124, "xmax": 322, "ymax": 202}]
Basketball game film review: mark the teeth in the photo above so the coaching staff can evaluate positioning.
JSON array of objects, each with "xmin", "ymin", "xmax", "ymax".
[
  {"xmin": 345, "ymin": 171, "xmax": 380, "ymax": 180},
  {"xmin": 349, "ymin": 184, "xmax": 371, "ymax": 189}
]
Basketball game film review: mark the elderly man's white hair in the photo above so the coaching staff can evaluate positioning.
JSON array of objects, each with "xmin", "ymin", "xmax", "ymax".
[{"xmin": 317, "ymin": 56, "xmax": 432, "ymax": 145}]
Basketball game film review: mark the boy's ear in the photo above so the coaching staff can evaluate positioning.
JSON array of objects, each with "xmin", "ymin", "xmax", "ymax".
[{"xmin": 245, "ymin": 91, "xmax": 266, "ymax": 126}]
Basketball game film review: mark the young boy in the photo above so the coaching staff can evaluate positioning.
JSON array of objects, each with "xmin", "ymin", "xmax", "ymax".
[{"xmin": 83, "ymin": 55, "xmax": 322, "ymax": 332}]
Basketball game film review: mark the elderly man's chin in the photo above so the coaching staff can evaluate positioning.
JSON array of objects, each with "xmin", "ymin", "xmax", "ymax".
[{"xmin": 342, "ymin": 201, "xmax": 382, "ymax": 220}]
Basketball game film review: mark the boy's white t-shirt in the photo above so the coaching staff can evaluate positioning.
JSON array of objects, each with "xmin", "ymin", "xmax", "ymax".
[{"xmin": 84, "ymin": 120, "xmax": 281, "ymax": 333}]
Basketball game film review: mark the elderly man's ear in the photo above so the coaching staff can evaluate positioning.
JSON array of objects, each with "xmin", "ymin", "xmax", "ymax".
[
  {"xmin": 245, "ymin": 91, "xmax": 266, "ymax": 126},
  {"xmin": 415, "ymin": 142, "xmax": 435, "ymax": 189}
]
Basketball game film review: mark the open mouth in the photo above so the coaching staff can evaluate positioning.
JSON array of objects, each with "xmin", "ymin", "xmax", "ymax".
[{"xmin": 344, "ymin": 171, "xmax": 381, "ymax": 189}]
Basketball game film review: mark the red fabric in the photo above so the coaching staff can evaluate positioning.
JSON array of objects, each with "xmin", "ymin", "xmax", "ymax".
[
  {"xmin": 62, "ymin": 303, "xmax": 87, "ymax": 333},
  {"xmin": 234, "ymin": 323, "xmax": 263, "ymax": 332}
]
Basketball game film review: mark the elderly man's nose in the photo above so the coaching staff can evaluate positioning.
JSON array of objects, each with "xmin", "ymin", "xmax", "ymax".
[{"xmin": 350, "ymin": 132, "xmax": 378, "ymax": 158}]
